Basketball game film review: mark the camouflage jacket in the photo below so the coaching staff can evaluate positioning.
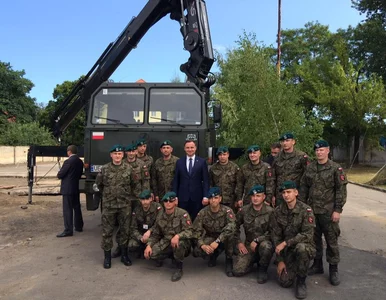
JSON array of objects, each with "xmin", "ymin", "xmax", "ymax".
[
  {"xmin": 193, "ymin": 205, "xmax": 236, "ymax": 247},
  {"xmin": 270, "ymin": 200, "xmax": 315, "ymax": 262},
  {"xmin": 137, "ymin": 154, "xmax": 153, "ymax": 173},
  {"xmin": 272, "ymin": 150, "xmax": 309, "ymax": 198},
  {"xmin": 151, "ymin": 155, "xmax": 179, "ymax": 199},
  {"xmin": 299, "ymin": 160, "xmax": 347, "ymax": 214},
  {"xmin": 235, "ymin": 203, "xmax": 274, "ymax": 244},
  {"xmin": 96, "ymin": 162, "xmax": 134, "ymax": 209},
  {"xmin": 209, "ymin": 161, "xmax": 239, "ymax": 205},
  {"xmin": 236, "ymin": 161, "xmax": 274, "ymax": 204},
  {"xmin": 147, "ymin": 207, "xmax": 193, "ymax": 247},
  {"xmin": 130, "ymin": 202, "xmax": 163, "ymax": 241},
  {"xmin": 125, "ymin": 159, "xmax": 150, "ymax": 198}
]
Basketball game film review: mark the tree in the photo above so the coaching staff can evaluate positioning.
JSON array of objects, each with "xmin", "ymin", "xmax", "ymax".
[{"xmin": 0, "ymin": 122, "xmax": 55, "ymax": 146}]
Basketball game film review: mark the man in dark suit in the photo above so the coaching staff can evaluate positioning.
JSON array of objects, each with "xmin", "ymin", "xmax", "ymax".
[
  {"xmin": 173, "ymin": 140, "xmax": 209, "ymax": 221},
  {"xmin": 56, "ymin": 145, "xmax": 84, "ymax": 237}
]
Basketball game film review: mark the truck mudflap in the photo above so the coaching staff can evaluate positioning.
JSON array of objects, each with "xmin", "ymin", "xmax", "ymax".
[{"xmin": 79, "ymin": 178, "xmax": 100, "ymax": 211}]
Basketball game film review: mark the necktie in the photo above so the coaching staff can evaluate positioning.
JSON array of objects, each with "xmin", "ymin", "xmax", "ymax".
[{"xmin": 188, "ymin": 158, "xmax": 193, "ymax": 174}]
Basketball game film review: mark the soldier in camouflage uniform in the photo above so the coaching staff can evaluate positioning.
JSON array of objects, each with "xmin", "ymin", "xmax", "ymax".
[
  {"xmin": 192, "ymin": 187, "xmax": 236, "ymax": 277},
  {"xmin": 272, "ymin": 132, "xmax": 309, "ymax": 207},
  {"xmin": 271, "ymin": 181, "xmax": 316, "ymax": 299},
  {"xmin": 129, "ymin": 190, "xmax": 163, "ymax": 257},
  {"xmin": 144, "ymin": 192, "xmax": 193, "ymax": 282},
  {"xmin": 232, "ymin": 185, "xmax": 274, "ymax": 284},
  {"xmin": 95, "ymin": 144, "xmax": 136, "ymax": 269},
  {"xmin": 236, "ymin": 145, "xmax": 274, "ymax": 207},
  {"xmin": 151, "ymin": 140, "xmax": 179, "ymax": 202},
  {"xmin": 299, "ymin": 140, "xmax": 347, "ymax": 286},
  {"xmin": 209, "ymin": 146, "xmax": 239, "ymax": 210},
  {"xmin": 136, "ymin": 138, "xmax": 154, "ymax": 172}
]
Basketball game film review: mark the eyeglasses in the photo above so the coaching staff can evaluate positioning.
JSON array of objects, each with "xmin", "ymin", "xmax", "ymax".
[{"xmin": 163, "ymin": 198, "xmax": 176, "ymax": 203}]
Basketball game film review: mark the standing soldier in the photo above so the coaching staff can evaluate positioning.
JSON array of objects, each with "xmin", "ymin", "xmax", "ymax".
[
  {"xmin": 96, "ymin": 144, "xmax": 135, "ymax": 269},
  {"xmin": 272, "ymin": 132, "xmax": 309, "ymax": 207},
  {"xmin": 129, "ymin": 190, "xmax": 163, "ymax": 258},
  {"xmin": 192, "ymin": 187, "xmax": 236, "ymax": 277},
  {"xmin": 151, "ymin": 140, "xmax": 179, "ymax": 202},
  {"xmin": 263, "ymin": 142, "xmax": 281, "ymax": 167},
  {"xmin": 209, "ymin": 146, "xmax": 239, "ymax": 210},
  {"xmin": 299, "ymin": 140, "xmax": 347, "ymax": 286},
  {"xmin": 136, "ymin": 138, "xmax": 154, "ymax": 171},
  {"xmin": 144, "ymin": 192, "xmax": 193, "ymax": 282},
  {"xmin": 232, "ymin": 185, "xmax": 274, "ymax": 284},
  {"xmin": 236, "ymin": 145, "xmax": 274, "ymax": 207},
  {"xmin": 271, "ymin": 181, "xmax": 316, "ymax": 299}
]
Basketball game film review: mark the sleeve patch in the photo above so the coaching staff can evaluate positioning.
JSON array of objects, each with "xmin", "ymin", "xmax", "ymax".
[
  {"xmin": 340, "ymin": 175, "xmax": 345, "ymax": 181},
  {"xmin": 187, "ymin": 220, "xmax": 191, "ymax": 225},
  {"xmin": 307, "ymin": 208, "xmax": 312, "ymax": 212},
  {"xmin": 308, "ymin": 217, "xmax": 314, "ymax": 224},
  {"xmin": 229, "ymin": 213, "xmax": 234, "ymax": 219},
  {"xmin": 132, "ymin": 212, "xmax": 136, "ymax": 215},
  {"xmin": 183, "ymin": 213, "xmax": 188, "ymax": 218},
  {"xmin": 157, "ymin": 206, "xmax": 162, "ymax": 210},
  {"xmin": 338, "ymin": 167, "xmax": 343, "ymax": 171},
  {"xmin": 227, "ymin": 209, "xmax": 231, "ymax": 213}
]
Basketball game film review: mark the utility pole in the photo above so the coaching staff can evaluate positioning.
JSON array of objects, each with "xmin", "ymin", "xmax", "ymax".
[{"xmin": 276, "ymin": 0, "xmax": 282, "ymax": 77}]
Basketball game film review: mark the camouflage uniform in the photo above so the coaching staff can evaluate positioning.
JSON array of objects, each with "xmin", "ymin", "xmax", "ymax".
[
  {"xmin": 270, "ymin": 200, "xmax": 316, "ymax": 287},
  {"xmin": 125, "ymin": 158, "xmax": 151, "ymax": 200},
  {"xmin": 299, "ymin": 160, "xmax": 347, "ymax": 265},
  {"xmin": 96, "ymin": 162, "xmax": 135, "ymax": 251},
  {"xmin": 236, "ymin": 161, "xmax": 274, "ymax": 205},
  {"xmin": 272, "ymin": 150, "xmax": 309, "ymax": 206},
  {"xmin": 192, "ymin": 205, "xmax": 236, "ymax": 258},
  {"xmin": 147, "ymin": 207, "xmax": 193, "ymax": 262},
  {"xmin": 232, "ymin": 204, "xmax": 274, "ymax": 276},
  {"xmin": 151, "ymin": 155, "xmax": 179, "ymax": 200},
  {"xmin": 129, "ymin": 201, "xmax": 163, "ymax": 252},
  {"xmin": 209, "ymin": 161, "xmax": 239, "ymax": 209},
  {"xmin": 137, "ymin": 154, "xmax": 153, "ymax": 174}
]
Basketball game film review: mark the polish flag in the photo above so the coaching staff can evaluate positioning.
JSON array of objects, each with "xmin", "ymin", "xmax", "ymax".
[{"xmin": 92, "ymin": 132, "xmax": 104, "ymax": 140}]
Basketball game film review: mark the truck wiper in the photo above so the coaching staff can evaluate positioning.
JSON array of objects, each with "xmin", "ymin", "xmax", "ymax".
[
  {"xmin": 93, "ymin": 116, "xmax": 129, "ymax": 127},
  {"xmin": 150, "ymin": 117, "xmax": 185, "ymax": 128}
]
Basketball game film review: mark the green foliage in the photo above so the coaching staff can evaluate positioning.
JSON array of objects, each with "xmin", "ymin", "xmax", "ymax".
[{"xmin": 0, "ymin": 122, "xmax": 55, "ymax": 146}]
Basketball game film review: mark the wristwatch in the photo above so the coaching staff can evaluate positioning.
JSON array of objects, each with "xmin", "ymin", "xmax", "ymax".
[
  {"xmin": 215, "ymin": 238, "xmax": 221, "ymax": 243},
  {"xmin": 253, "ymin": 237, "xmax": 259, "ymax": 243}
]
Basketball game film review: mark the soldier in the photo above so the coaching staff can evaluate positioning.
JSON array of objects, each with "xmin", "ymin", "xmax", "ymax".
[
  {"xmin": 136, "ymin": 138, "xmax": 154, "ymax": 171},
  {"xmin": 299, "ymin": 140, "xmax": 347, "ymax": 286},
  {"xmin": 272, "ymin": 132, "xmax": 309, "ymax": 207},
  {"xmin": 129, "ymin": 189, "xmax": 163, "ymax": 257},
  {"xmin": 192, "ymin": 187, "xmax": 236, "ymax": 277},
  {"xmin": 236, "ymin": 145, "xmax": 274, "ymax": 207},
  {"xmin": 209, "ymin": 146, "xmax": 239, "ymax": 210},
  {"xmin": 271, "ymin": 181, "xmax": 316, "ymax": 299},
  {"xmin": 95, "ymin": 144, "xmax": 135, "ymax": 269},
  {"xmin": 263, "ymin": 142, "xmax": 281, "ymax": 167},
  {"xmin": 151, "ymin": 140, "xmax": 179, "ymax": 202},
  {"xmin": 232, "ymin": 185, "xmax": 274, "ymax": 284},
  {"xmin": 144, "ymin": 192, "xmax": 193, "ymax": 282}
]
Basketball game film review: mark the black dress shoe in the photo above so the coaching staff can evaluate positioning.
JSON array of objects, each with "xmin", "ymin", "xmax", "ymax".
[
  {"xmin": 56, "ymin": 232, "xmax": 73, "ymax": 238},
  {"xmin": 75, "ymin": 228, "xmax": 83, "ymax": 232}
]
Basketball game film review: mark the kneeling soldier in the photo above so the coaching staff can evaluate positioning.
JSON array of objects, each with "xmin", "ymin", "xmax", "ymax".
[
  {"xmin": 129, "ymin": 190, "xmax": 163, "ymax": 257},
  {"xmin": 192, "ymin": 187, "xmax": 236, "ymax": 277},
  {"xmin": 271, "ymin": 181, "xmax": 316, "ymax": 299},
  {"xmin": 144, "ymin": 192, "xmax": 192, "ymax": 282},
  {"xmin": 232, "ymin": 185, "xmax": 274, "ymax": 283}
]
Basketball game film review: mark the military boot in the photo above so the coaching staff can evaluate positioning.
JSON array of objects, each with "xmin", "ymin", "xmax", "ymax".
[
  {"xmin": 329, "ymin": 264, "xmax": 340, "ymax": 286},
  {"xmin": 103, "ymin": 250, "xmax": 111, "ymax": 269},
  {"xmin": 225, "ymin": 256, "xmax": 234, "ymax": 277},
  {"xmin": 308, "ymin": 258, "xmax": 324, "ymax": 275},
  {"xmin": 171, "ymin": 261, "xmax": 183, "ymax": 282},
  {"xmin": 120, "ymin": 246, "xmax": 132, "ymax": 266},
  {"xmin": 257, "ymin": 265, "xmax": 268, "ymax": 284},
  {"xmin": 208, "ymin": 249, "xmax": 220, "ymax": 267},
  {"xmin": 295, "ymin": 275, "xmax": 307, "ymax": 299},
  {"xmin": 111, "ymin": 246, "xmax": 121, "ymax": 258}
]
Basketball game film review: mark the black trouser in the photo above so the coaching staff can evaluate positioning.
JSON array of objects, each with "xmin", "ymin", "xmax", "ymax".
[
  {"xmin": 62, "ymin": 194, "xmax": 83, "ymax": 233},
  {"xmin": 178, "ymin": 199, "xmax": 202, "ymax": 221}
]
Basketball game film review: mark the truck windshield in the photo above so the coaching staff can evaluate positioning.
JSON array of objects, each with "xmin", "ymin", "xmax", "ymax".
[
  {"xmin": 91, "ymin": 88, "xmax": 145, "ymax": 124},
  {"xmin": 148, "ymin": 88, "xmax": 202, "ymax": 125}
]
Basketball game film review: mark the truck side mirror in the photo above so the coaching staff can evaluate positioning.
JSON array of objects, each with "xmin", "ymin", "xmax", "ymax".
[{"xmin": 213, "ymin": 103, "xmax": 222, "ymax": 123}]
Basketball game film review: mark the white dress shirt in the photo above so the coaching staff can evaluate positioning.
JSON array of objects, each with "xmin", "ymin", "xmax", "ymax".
[{"xmin": 186, "ymin": 155, "xmax": 195, "ymax": 172}]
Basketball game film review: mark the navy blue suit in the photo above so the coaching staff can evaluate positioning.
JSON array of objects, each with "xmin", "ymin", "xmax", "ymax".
[{"xmin": 172, "ymin": 156, "xmax": 209, "ymax": 221}]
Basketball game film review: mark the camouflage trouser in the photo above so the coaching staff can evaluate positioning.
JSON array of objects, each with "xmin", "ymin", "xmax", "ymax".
[
  {"xmin": 314, "ymin": 213, "xmax": 340, "ymax": 264},
  {"xmin": 114, "ymin": 202, "xmax": 133, "ymax": 245},
  {"xmin": 232, "ymin": 240, "xmax": 273, "ymax": 276},
  {"xmin": 101, "ymin": 206, "xmax": 131, "ymax": 251},
  {"xmin": 150, "ymin": 238, "xmax": 191, "ymax": 262},
  {"xmin": 192, "ymin": 236, "xmax": 234, "ymax": 259},
  {"xmin": 278, "ymin": 243, "xmax": 315, "ymax": 288},
  {"xmin": 128, "ymin": 237, "xmax": 145, "ymax": 253}
]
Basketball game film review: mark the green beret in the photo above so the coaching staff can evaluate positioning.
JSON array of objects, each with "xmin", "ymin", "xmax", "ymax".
[
  {"xmin": 279, "ymin": 180, "xmax": 297, "ymax": 192},
  {"xmin": 247, "ymin": 145, "xmax": 260, "ymax": 153},
  {"xmin": 125, "ymin": 144, "xmax": 137, "ymax": 151},
  {"xmin": 138, "ymin": 190, "xmax": 152, "ymax": 199},
  {"xmin": 160, "ymin": 140, "xmax": 172, "ymax": 148},
  {"xmin": 279, "ymin": 132, "xmax": 295, "ymax": 141},
  {"xmin": 207, "ymin": 187, "xmax": 221, "ymax": 198},
  {"xmin": 248, "ymin": 184, "xmax": 265, "ymax": 195},
  {"xmin": 136, "ymin": 138, "xmax": 147, "ymax": 146},
  {"xmin": 110, "ymin": 144, "xmax": 124, "ymax": 153},
  {"xmin": 162, "ymin": 191, "xmax": 177, "ymax": 202},
  {"xmin": 314, "ymin": 140, "xmax": 329, "ymax": 150},
  {"xmin": 216, "ymin": 146, "xmax": 229, "ymax": 155}
]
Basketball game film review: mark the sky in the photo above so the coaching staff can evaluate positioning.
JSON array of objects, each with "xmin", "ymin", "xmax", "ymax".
[{"xmin": 0, "ymin": 0, "xmax": 364, "ymax": 105}]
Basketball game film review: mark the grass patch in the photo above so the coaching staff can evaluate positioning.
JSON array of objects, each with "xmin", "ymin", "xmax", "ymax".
[{"xmin": 346, "ymin": 166, "xmax": 386, "ymax": 189}]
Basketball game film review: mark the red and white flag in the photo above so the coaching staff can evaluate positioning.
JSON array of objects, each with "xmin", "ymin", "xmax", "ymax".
[{"xmin": 92, "ymin": 132, "xmax": 104, "ymax": 140}]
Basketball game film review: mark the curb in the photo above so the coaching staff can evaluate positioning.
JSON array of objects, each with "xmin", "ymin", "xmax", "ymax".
[{"xmin": 348, "ymin": 180, "xmax": 386, "ymax": 193}]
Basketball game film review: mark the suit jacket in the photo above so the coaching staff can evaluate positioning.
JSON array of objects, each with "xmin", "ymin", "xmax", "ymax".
[
  {"xmin": 172, "ymin": 155, "xmax": 209, "ymax": 203},
  {"xmin": 57, "ymin": 155, "xmax": 84, "ymax": 195}
]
